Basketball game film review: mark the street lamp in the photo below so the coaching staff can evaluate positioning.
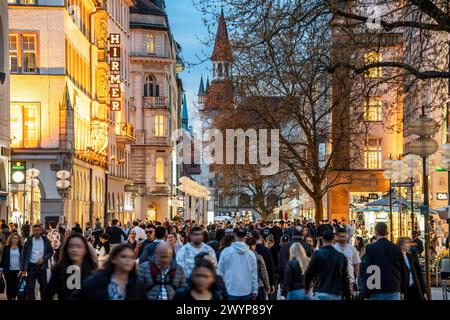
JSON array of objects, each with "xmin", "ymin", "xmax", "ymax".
[
  {"xmin": 383, "ymin": 158, "xmax": 394, "ymax": 241},
  {"xmin": 26, "ymin": 167, "xmax": 40, "ymax": 224},
  {"xmin": 56, "ymin": 170, "xmax": 71, "ymax": 224},
  {"xmin": 402, "ymin": 154, "xmax": 421, "ymax": 232},
  {"xmin": 408, "ymin": 106, "xmax": 439, "ymax": 299},
  {"xmin": 392, "ymin": 159, "xmax": 410, "ymax": 238},
  {"xmin": 439, "ymin": 142, "xmax": 450, "ymax": 243}
]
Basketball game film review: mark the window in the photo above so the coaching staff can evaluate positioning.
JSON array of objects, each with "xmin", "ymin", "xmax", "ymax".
[
  {"xmin": 155, "ymin": 115, "xmax": 165, "ymax": 137},
  {"xmin": 8, "ymin": 0, "xmax": 36, "ymax": 3},
  {"xmin": 364, "ymin": 98, "xmax": 382, "ymax": 121},
  {"xmin": 155, "ymin": 157, "xmax": 164, "ymax": 183},
  {"xmin": 67, "ymin": 0, "xmax": 90, "ymax": 38},
  {"xmin": 144, "ymin": 74, "xmax": 159, "ymax": 97},
  {"xmin": 9, "ymin": 33, "xmax": 38, "ymax": 73},
  {"xmin": 9, "ymin": 35, "xmax": 18, "ymax": 73},
  {"xmin": 364, "ymin": 139, "xmax": 382, "ymax": 169},
  {"xmin": 146, "ymin": 33, "xmax": 155, "ymax": 54},
  {"xmin": 22, "ymin": 35, "xmax": 37, "ymax": 73},
  {"xmin": 10, "ymin": 103, "xmax": 40, "ymax": 148},
  {"xmin": 364, "ymin": 52, "xmax": 382, "ymax": 78}
]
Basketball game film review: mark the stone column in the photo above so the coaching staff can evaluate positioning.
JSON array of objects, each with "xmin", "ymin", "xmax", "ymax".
[{"xmin": 134, "ymin": 72, "xmax": 144, "ymax": 143}]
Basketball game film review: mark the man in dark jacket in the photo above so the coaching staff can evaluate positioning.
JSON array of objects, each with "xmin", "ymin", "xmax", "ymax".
[
  {"xmin": 139, "ymin": 226, "xmax": 169, "ymax": 262},
  {"xmin": 105, "ymin": 219, "xmax": 127, "ymax": 244},
  {"xmin": 304, "ymin": 230, "xmax": 350, "ymax": 300},
  {"xmin": 411, "ymin": 231, "xmax": 424, "ymax": 256},
  {"xmin": 278, "ymin": 226, "xmax": 313, "ymax": 295},
  {"xmin": 138, "ymin": 225, "xmax": 156, "ymax": 257},
  {"xmin": 21, "ymin": 224, "xmax": 53, "ymax": 300},
  {"xmin": 316, "ymin": 219, "xmax": 333, "ymax": 238},
  {"xmin": 251, "ymin": 229, "xmax": 276, "ymax": 294},
  {"xmin": 359, "ymin": 222, "xmax": 408, "ymax": 300},
  {"xmin": 21, "ymin": 220, "xmax": 30, "ymax": 238}
]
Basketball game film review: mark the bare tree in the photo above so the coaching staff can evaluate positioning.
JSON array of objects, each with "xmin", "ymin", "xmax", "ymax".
[{"xmin": 195, "ymin": 0, "xmax": 394, "ymax": 221}]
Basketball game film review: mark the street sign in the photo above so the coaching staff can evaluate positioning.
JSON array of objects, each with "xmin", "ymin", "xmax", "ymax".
[
  {"xmin": 124, "ymin": 184, "xmax": 139, "ymax": 193},
  {"xmin": 391, "ymin": 181, "xmax": 414, "ymax": 187},
  {"xmin": 10, "ymin": 161, "xmax": 26, "ymax": 184}
]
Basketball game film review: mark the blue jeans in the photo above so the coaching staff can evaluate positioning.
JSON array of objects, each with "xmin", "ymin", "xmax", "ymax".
[
  {"xmin": 287, "ymin": 289, "xmax": 314, "ymax": 300},
  {"xmin": 229, "ymin": 294, "xmax": 251, "ymax": 300},
  {"xmin": 369, "ymin": 292, "xmax": 401, "ymax": 300},
  {"xmin": 316, "ymin": 292, "xmax": 342, "ymax": 300}
]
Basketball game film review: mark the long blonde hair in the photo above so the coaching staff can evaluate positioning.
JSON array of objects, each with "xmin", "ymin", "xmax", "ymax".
[{"xmin": 289, "ymin": 242, "xmax": 309, "ymax": 273}]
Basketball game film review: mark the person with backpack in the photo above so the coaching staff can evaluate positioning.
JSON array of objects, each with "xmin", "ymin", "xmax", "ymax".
[
  {"xmin": 138, "ymin": 242, "xmax": 186, "ymax": 300},
  {"xmin": 359, "ymin": 222, "xmax": 408, "ymax": 300},
  {"xmin": 304, "ymin": 230, "xmax": 351, "ymax": 300}
]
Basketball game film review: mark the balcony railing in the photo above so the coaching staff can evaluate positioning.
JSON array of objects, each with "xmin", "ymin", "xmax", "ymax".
[
  {"xmin": 115, "ymin": 122, "xmax": 135, "ymax": 142},
  {"xmin": 146, "ymin": 136, "xmax": 171, "ymax": 146},
  {"xmin": 143, "ymin": 96, "xmax": 168, "ymax": 109}
]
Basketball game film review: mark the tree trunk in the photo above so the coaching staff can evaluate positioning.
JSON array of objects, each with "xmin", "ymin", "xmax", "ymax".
[{"xmin": 313, "ymin": 195, "xmax": 324, "ymax": 223}]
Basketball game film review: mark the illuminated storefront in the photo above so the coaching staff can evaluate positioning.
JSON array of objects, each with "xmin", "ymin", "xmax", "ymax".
[
  {"xmin": 0, "ymin": 0, "xmax": 9, "ymax": 221},
  {"xmin": 8, "ymin": 0, "xmax": 110, "ymax": 226}
]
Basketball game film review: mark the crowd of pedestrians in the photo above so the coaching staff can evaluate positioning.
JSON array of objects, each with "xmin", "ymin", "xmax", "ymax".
[{"xmin": 0, "ymin": 216, "xmax": 443, "ymax": 301}]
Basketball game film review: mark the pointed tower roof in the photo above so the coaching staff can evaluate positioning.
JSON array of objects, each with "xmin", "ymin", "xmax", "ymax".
[
  {"xmin": 211, "ymin": 9, "xmax": 234, "ymax": 62},
  {"xmin": 198, "ymin": 75, "xmax": 205, "ymax": 96},
  {"xmin": 182, "ymin": 94, "xmax": 189, "ymax": 130},
  {"xmin": 206, "ymin": 77, "xmax": 210, "ymax": 91}
]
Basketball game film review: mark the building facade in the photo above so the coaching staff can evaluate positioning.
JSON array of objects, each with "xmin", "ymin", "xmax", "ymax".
[
  {"xmin": 0, "ymin": 0, "xmax": 9, "ymax": 222},
  {"xmin": 8, "ymin": 0, "xmax": 109, "ymax": 227},
  {"xmin": 105, "ymin": 0, "xmax": 135, "ymax": 225},
  {"xmin": 128, "ymin": 0, "xmax": 183, "ymax": 221},
  {"xmin": 197, "ymin": 10, "xmax": 255, "ymax": 220}
]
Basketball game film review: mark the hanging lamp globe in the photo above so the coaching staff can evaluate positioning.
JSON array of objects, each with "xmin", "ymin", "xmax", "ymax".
[
  {"xmin": 409, "ymin": 115, "xmax": 439, "ymax": 137},
  {"xmin": 409, "ymin": 136, "xmax": 439, "ymax": 157}
]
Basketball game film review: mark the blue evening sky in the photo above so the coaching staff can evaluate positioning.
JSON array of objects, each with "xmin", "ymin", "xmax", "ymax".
[{"xmin": 165, "ymin": 0, "xmax": 213, "ymax": 126}]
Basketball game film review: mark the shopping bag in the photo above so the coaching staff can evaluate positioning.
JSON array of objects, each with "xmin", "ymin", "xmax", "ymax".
[{"xmin": 17, "ymin": 276, "xmax": 27, "ymax": 300}]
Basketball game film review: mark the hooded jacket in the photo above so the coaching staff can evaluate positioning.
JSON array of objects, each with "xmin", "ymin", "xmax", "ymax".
[{"xmin": 218, "ymin": 241, "xmax": 258, "ymax": 297}]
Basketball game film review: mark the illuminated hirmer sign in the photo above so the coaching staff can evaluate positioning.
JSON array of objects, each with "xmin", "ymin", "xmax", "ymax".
[{"xmin": 109, "ymin": 34, "xmax": 121, "ymax": 111}]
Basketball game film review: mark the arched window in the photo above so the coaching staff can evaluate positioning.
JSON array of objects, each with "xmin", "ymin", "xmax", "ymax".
[
  {"xmin": 217, "ymin": 63, "xmax": 223, "ymax": 77},
  {"xmin": 144, "ymin": 74, "xmax": 160, "ymax": 97},
  {"xmin": 155, "ymin": 156, "xmax": 164, "ymax": 183},
  {"xmin": 146, "ymin": 33, "xmax": 155, "ymax": 54}
]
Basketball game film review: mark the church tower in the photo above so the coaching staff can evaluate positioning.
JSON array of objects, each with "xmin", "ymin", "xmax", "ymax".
[
  {"xmin": 204, "ymin": 9, "xmax": 234, "ymax": 110},
  {"xmin": 181, "ymin": 93, "xmax": 189, "ymax": 131},
  {"xmin": 198, "ymin": 75, "xmax": 205, "ymax": 106}
]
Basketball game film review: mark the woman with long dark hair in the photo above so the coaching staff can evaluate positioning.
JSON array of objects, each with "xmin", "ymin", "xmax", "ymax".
[
  {"xmin": 216, "ymin": 234, "xmax": 234, "ymax": 260},
  {"xmin": 354, "ymin": 236, "xmax": 366, "ymax": 259},
  {"xmin": 46, "ymin": 233, "xmax": 98, "ymax": 300},
  {"xmin": 173, "ymin": 260, "xmax": 222, "ymax": 300},
  {"xmin": 0, "ymin": 233, "xmax": 23, "ymax": 300},
  {"xmin": 77, "ymin": 244, "xmax": 146, "ymax": 300}
]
